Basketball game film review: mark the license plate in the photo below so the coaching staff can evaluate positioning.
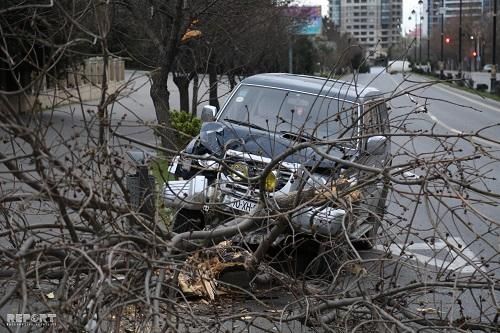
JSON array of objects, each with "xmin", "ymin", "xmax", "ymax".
[{"xmin": 223, "ymin": 195, "xmax": 256, "ymax": 213}]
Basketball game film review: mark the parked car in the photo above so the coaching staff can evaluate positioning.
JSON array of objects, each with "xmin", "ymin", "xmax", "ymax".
[
  {"xmin": 387, "ymin": 60, "xmax": 411, "ymax": 74},
  {"xmin": 164, "ymin": 73, "xmax": 391, "ymax": 264},
  {"xmin": 482, "ymin": 64, "xmax": 498, "ymax": 73}
]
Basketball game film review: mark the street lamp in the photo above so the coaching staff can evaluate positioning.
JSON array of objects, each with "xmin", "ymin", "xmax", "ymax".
[
  {"xmin": 409, "ymin": 11, "xmax": 417, "ymax": 66},
  {"xmin": 458, "ymin": 0, "xmax": 463, "ymax": 79},
  {"xmin": 420, "ymin": 15, "xmax": 424, "ymax": 66},
  {"xmin": 440, "ymin": 3, "xmax": 445, "ymax": 79},
  {"xmin": 491, "ymin": 0, "xmax": 498, "ymax": 93},
  {"xmin": 418, "ymin": 0, "xmax": 424, "ymax": 67},
  {"xmin": 427, "ymin": 8, "xmax": 430, "ymax": 67}
]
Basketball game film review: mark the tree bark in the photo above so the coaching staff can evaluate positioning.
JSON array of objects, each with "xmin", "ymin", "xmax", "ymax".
[
  {"xmin": 148, "ymin": 0, "xmax": 189, "ymax": 151},
  {"xmin": 150, "ymin": 71, "xmax": 175, "ymax": 150},
  {"xmin": 173, "ymin": 74, "xmax": 191, "ymax": 114},
  {"xmin": 191, "ymin": 72, "xmax": 199, "ymax": 117},
  {"xmin": 208, "ymin": 52, "xmax": 220, "ymax": 110}
]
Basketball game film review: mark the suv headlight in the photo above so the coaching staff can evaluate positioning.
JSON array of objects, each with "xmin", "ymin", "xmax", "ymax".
[
  {"xmin": 197, "ymin": 155, "xmax": 219, "ymax": 170},
  {"xmin": 265, "ymin": 170, "xmax": 278, "ymax": 192}
]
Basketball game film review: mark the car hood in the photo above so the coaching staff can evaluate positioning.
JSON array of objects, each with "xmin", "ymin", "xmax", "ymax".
[{"xmin": 198, "ymin": 121, "xmax": 348, "ymax": 169}]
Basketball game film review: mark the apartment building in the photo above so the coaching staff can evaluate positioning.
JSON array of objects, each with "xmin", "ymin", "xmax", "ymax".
[
  {"xmin": 329, "ymin": 0, "xmax": 402, "ymax": 58},
  {"xmin": 329, "ymin": 0, "xmax": 342, "ymax": 26},
  {"xmin": 441, "ymin": 0, "xmax": 483, "ymax": 17}
]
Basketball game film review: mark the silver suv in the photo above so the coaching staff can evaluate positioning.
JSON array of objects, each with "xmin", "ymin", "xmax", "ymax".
[{"xmin": 164, "ymin": 73, "xmax": 391, "ymax": 252}]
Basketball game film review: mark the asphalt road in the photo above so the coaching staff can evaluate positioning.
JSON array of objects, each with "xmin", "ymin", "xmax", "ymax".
[
  {"xmin": 1, "ymin": 68, "xmax": 499, "ymax": 331},
  {"xmin": 108, "ymin": 69, "xmax": 500, "ymax": 328},
  {"xmin": 347, "ymin": 67, "xmax": 500, "ymax": 324}
]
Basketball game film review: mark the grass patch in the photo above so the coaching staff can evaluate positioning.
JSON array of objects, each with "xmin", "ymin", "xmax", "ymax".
[{"xmin": 441, "ymin": 82, "xmax": 500, "ymax": 103}]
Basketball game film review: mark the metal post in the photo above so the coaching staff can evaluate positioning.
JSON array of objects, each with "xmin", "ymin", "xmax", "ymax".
[
  {"xmin": 440, "ymin": 7, "xmax": 444, "ymax": 79},
  {"xmin": 419, "ymin": 15, "xmax": 422, "ymax": 66},
  {"xmin": 411, "ymin": 10, "xmax": 417, "ymax": 66},
  {"xmin": 126, "ymin": 151, "xmax": 156, "ymax": 228},
  {"xmin": 427, "ymin": 6, "xmax": 430, "ymax": 70},
  {"xmin": 288, "ymin": 37, "xmax": 293, "ymax": 74},
  {"xmin": 414, "ymin": 16, "xmax": 417, "ymax": 65},
  {"xmin": 491, "ymin": 0, "xmax": 498, "ymax": 93},
  {"xmin": 458, "ymin": 0, "xmax": 463, "ymax": 79}
]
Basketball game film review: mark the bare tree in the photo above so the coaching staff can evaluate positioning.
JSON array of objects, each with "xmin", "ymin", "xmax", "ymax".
[{"xmin": 1, "ymin": 1, "xmax": 499, "ymax": 332}]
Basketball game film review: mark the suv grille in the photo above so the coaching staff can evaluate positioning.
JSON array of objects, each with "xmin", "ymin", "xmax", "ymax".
[{"xmin": 220, "ymin": 151, "xmax": 295, "ymax": 194}]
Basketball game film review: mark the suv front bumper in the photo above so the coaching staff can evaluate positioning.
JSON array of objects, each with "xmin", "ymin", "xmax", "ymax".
[{"xmin": 163, "ymin": 176, "xmax": 346, "ymax": 237}]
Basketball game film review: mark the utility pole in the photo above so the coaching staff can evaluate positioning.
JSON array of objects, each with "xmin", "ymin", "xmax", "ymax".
[
  {"xmin": 458, "ymin": 0, "xmax": 463, "ymax": 79},
  {"xmin": 491, "ymin": 0, "xmax": 498, "ymax": 93}
]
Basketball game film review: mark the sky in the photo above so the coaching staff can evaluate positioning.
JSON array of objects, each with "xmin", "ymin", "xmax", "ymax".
[{"xmin": 295, "ymin": 0, "xmax": 421, "ymax": 35}]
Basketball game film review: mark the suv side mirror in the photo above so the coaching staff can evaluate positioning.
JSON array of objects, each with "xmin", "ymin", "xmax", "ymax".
[
  {"xmin": 201, "ymin": 105, "xmax": 217, "ymax": 122},
  {"xmin": 366, "ymin": 136, "xmax": 387, "ymax": 155}
]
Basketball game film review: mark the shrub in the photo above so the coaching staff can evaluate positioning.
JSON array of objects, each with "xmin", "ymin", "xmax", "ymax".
[
  {"xmin": 170, "ymin": 110, "xmax": 202, "ymax": 147},
  {"xmin": 358, "ymin": 63, "xmax": 370, "ymax": 73},
  {"xmin": 476, "ymin": 84, "xmax": 488, "ymax": 91}
]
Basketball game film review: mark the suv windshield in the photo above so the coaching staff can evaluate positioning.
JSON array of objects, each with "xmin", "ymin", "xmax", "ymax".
[{"xmin": 219, "ymin": 85, "xmax": 358, "ymax": 141}]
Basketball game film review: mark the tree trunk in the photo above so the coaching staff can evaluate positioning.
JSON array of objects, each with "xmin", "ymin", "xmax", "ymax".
[
  {"xmin": 228, "ymin": 71, "xmax": 237, "ymax": 91},
  {"xmin": 150, "ymin": 70, "xmax": 175, "ymax": 151},
  {"xmin": 191, "ymin": 73, "xmax": 199, "ymax": 117},
  {"xmin": 173, "ymin": 74, "xmax": 191, "ymax": 114},
  {"xmin": 208, "ymin": 52, "xmax": 219, "ymax": 110},
  {"xmin": 148, "ymin": 0, "xmax": 189, "ymax": 152}
]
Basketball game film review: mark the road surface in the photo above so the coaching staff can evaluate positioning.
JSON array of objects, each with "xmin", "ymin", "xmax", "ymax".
[
  {"xmin": 348, "ymin": 67, "xmax": 500, "ymax": 327},
  {"xmin": 1, "ymin": 68, "xmax": 499, "ymax": 331}
]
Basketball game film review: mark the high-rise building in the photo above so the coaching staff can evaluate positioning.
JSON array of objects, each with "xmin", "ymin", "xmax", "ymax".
[
  {"xmin": 441, "ymin": 0, "xmax": 483, "ymax": 17},
  {"xmin": 427, "ymin": 0, "xmax": 442, "ymax": 41},
  {"xmin": 332, "ymin": 0, "xmax": 402, "ymax": 58},
  {"xmin": 329, "ymin": 0, "xmax": 342, "ymax": 26},
  {"xmin": 482, "ymin": 0, "xmax": 495, "ymax": 13}
]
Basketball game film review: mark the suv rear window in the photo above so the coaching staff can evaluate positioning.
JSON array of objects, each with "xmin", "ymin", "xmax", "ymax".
[{"xmin": 219, "ymin": 85, "xmax": 358, "ymax": 141}]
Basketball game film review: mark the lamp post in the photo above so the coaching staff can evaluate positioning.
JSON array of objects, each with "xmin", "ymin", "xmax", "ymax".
[
  {"xmin": 415, "ymin": 0, "xmax": 424, "ymax": 66},
  {"xmin": 417, "ymin": 0, "xmax": 424, "ymax": 67},
  {"xmin": 458, "ymin": 0, "xmax": 463, "ymax": 79},
  {"xmin": 440, "ymin": 4, "xmax": 445, "ymax": 78},
  {"xmin": 410, "ymin": 11, "xmax": 417, "ymax": 66},
  {"xmin": 491, "ymin": 0, "xmax": 498, "ymax": 93},
  {"xmin": 427, "ymin": 7, "xmax": 431, "ymax": 70},
  {"xmin": 420, "ymin": 15, "xmax": 424, "ymax": 66}
]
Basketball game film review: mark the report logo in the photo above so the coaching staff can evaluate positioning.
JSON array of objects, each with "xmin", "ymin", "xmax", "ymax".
[{"xmin": 6, "ymin": 313, "xmax": 56, "ymax": 327}]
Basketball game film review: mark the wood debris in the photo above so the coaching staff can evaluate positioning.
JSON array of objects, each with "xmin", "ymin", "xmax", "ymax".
[{"xmin": 178, "ymin": 241, "xmax": 252, "ymax": 300}]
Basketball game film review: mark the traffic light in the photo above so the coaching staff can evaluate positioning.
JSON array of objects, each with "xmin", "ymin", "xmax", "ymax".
[
  {"xmin": 472, "ymin": 51, "xmax": 477, "ymax": 57},
  {"xmin": 445, "ymin": 37, "xmax": 451, "ymax": 44}
]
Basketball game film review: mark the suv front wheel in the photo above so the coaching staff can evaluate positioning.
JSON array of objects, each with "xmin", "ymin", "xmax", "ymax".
[{"xmin": 172, "ymin": 209, "xmax": 204, "ymax": 233}]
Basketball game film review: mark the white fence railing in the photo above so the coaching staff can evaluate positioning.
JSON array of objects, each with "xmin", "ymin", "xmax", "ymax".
[{"xmin": 4, "ymin": 57, "xmax": 125, "ymax": 113}]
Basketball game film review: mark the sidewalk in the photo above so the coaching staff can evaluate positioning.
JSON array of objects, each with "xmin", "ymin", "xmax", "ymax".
[{"xmin": 435, "ymin": 69, "xmax": 497, "ymax": 90}]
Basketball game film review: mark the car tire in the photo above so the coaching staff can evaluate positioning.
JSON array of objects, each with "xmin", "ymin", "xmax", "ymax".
[
  {"xmin": 306, "ymin": 242, "xmax": 339, "ymax": 278},
  {"xmin": 277, "ymin": 237, "xmax": 338, "ymax": 279},
  {"xmin": 172, "ymin": 209, "xmax": 204, "ymax": 233}
]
